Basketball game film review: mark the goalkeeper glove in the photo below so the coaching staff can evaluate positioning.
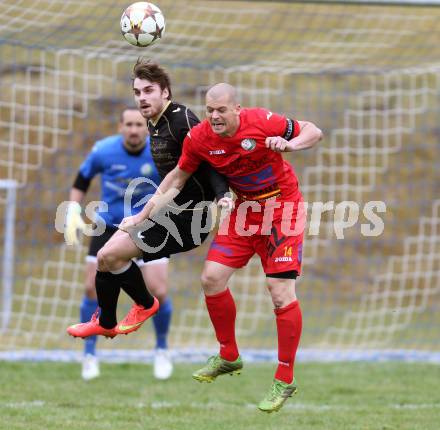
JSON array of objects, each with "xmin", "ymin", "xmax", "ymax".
[{"xmin": 64, "ymin": 202, "xmax": 86, "ymax": 246}]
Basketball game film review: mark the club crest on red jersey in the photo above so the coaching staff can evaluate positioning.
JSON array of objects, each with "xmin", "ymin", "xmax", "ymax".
[{"xmin": 241, "ymin": 138, "xmax": 256, "ymax": 151}]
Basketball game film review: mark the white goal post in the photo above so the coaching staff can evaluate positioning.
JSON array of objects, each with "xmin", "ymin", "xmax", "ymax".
[{"xmin": 0, "ymin": 180, "xmax": 17, "ymax": 331}]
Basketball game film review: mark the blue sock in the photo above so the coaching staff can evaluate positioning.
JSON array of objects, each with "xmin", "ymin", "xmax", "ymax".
[
  {"xmin": 80, "ymin": 296, "xmax": 98, "ymax": 356},
  {"xmin": 152, "ymin": 297, "xmax": 172, "ymax": 349}
]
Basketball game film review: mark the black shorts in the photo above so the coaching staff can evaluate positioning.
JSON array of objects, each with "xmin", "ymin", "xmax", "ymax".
[
  {"xmin": 87, "ymin": 225, "xmax": 118, "ymax": 258},
  {"xmin": 138, "ymin": 209, "xmax": 211, "ymax": 263},
  {"xmin": 87, "ymin": 224, "xmax": 169, "ymax": 266}
]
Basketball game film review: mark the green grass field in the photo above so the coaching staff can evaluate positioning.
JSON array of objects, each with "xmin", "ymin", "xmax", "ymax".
[{"xmin": 1, "ymin": 361, "xmax": 439, "ymax": 430}]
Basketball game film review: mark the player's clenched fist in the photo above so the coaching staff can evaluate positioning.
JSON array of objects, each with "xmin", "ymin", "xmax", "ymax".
[
  {"xmin": 64, "ymin": 202, "xmax": 86, "ymax": 246},
  {"xmin": 118, "ymin": 214, "xmax": 143, "ymax": 232},
  {"xmin": 265, "ymin": 136, "xmax": 289, "ymax": 152},
  {"xmin": 217, "ymin": 193, "xmax": 235, "ymax": 212}
]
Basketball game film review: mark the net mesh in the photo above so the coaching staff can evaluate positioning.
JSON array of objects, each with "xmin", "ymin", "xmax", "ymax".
[{"xmin": 1, "ymin": 0, "xmax": 439, "ymax": 359}]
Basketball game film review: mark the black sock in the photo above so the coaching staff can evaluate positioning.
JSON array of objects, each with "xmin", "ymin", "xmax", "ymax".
[
  {"xmin": 112, "ymin": 261, "xmax": 155, "ymax": 309},
  {"xmin": 95, "ymin": 270, "xmax": 120, "ymax": 329}
]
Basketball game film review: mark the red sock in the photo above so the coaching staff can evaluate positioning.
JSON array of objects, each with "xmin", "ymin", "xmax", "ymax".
[
  {"xmin": 205, "ymin": 288, "xmax": 239, "ymax": 361},
  {"xmin": 274, "ymin": 300, "xmax": 302, "ymax": 384}
]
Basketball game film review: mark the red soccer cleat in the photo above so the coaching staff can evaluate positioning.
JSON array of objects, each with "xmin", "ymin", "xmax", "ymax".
[
  {"xmin": 115, "ymin": 297, "xmax": 159, "ymax": 335},
  {"xmin": 67, "ymin": 309, "xmax": 117, "ymax": 339}
]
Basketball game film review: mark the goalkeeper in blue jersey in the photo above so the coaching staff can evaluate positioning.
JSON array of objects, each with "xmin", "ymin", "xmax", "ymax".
[{"xmin": 65, "ymin": 107, "xmax": 173, "ymax": 381}]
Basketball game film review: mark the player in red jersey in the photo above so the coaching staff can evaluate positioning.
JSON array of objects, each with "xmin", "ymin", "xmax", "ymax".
[{"xmin": 120, "ymin": 83, "xmax": 323, "ymax": 413}]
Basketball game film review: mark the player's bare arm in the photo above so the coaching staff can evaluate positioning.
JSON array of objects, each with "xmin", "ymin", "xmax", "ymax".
[
  {"xmin": 265, "ymin": 120, "xmax": 323, "ymax": 152},
  {"xmin": 119, "ymin": 165, "xmax": 234, "ymax": 231},
  {"xmin": 119, "ymin": 166, "xmax": 191, "ymax": 231}
]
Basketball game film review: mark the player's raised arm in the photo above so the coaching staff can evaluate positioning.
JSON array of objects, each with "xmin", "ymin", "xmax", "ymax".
[
  {"xmin": 265, "ymin": 120, "xmax": 323, "ymax": 153},
  {"xmin": 287, "ymin": 120, "xmax": 323, "ymax": 151},
  {"xmin": 119, "ymin": 165, "xmax": 191, "ymax": 231}
]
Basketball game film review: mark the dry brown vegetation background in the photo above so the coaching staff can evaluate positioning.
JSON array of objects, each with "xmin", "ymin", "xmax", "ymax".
[{"xmin": 0, "ymin": 0, "xmax": 439, "ymax": 352}]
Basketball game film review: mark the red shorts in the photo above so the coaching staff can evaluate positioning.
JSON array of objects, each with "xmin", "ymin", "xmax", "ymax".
[{"xmin": 207, "ymin": 198, "xmax": 305, "ymax": 276}]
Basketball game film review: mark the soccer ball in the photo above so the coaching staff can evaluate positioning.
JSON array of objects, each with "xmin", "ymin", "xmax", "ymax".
[{"xmin": 120, "ymin": 2, "xmax": 165, "ymax": 47}]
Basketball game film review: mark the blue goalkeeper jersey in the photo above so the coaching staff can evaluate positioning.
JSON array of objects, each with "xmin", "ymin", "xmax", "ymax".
[{"xmin": 79, "ymin": 134, "xmax": 160, "ymax": 227}]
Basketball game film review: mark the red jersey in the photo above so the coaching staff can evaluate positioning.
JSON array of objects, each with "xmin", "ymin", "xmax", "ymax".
[{"xmin": 178, "ymin": 108, "xmax": 302, "ymax": 202}]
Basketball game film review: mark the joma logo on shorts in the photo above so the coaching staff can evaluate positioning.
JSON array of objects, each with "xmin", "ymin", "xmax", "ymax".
[{"xmin": 274, "ymin": 256, "xmax": 293, "ymax": 263}]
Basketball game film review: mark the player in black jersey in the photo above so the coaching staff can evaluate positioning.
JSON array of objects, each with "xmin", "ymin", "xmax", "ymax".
[{"xmin": 67, "ymin": 59, "xmax": 230, "ymax": 340}]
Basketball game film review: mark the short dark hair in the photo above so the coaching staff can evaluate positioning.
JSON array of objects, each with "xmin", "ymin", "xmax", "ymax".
[
  {"xmin": 119, "ymin": 106, "xmax": 141, "ymax": 122},
  {"xmin": 132, "ymin": 58, "xmax": 172, "ymax": 100}
]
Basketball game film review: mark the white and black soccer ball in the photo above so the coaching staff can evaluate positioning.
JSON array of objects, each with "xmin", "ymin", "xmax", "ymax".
[{"xmin": 120, "ymin": 2, "xmax": 165, "ymax": 47}]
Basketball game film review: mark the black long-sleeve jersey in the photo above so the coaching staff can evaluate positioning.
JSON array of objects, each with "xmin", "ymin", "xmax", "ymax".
[{"xmin": 147, "ymin": 101, "xmax": 229, "ymax": 209}]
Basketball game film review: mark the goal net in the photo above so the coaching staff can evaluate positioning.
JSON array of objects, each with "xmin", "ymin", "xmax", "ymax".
[{"xmin": 1, "ymin": 0, "xmax": 439, "ymax": 362}]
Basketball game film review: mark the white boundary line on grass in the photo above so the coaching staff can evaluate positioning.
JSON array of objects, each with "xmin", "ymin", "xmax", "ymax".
[
  {"xmin": 147, "ymin": 401, "xmax": 440, "ymax": 411},
  {"xmin": 1, "ymin": 348, "xmax": 440, "ymax": 363},
  {"xmin": 1, "ymin": 400, "xmax": 46, "ymax": 408},
  {"xmin": 3, "ymin": 400, "xmax": 440, "ymax": 412}
]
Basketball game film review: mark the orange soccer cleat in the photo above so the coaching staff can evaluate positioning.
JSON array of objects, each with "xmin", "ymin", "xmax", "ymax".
[
  {"xmin": 67, "ymin": 309, "xmax": 117, "ymax": 339},
  {"xmin": 115, "ymin": 297, "xmax": 159, "ymax": 335}
]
